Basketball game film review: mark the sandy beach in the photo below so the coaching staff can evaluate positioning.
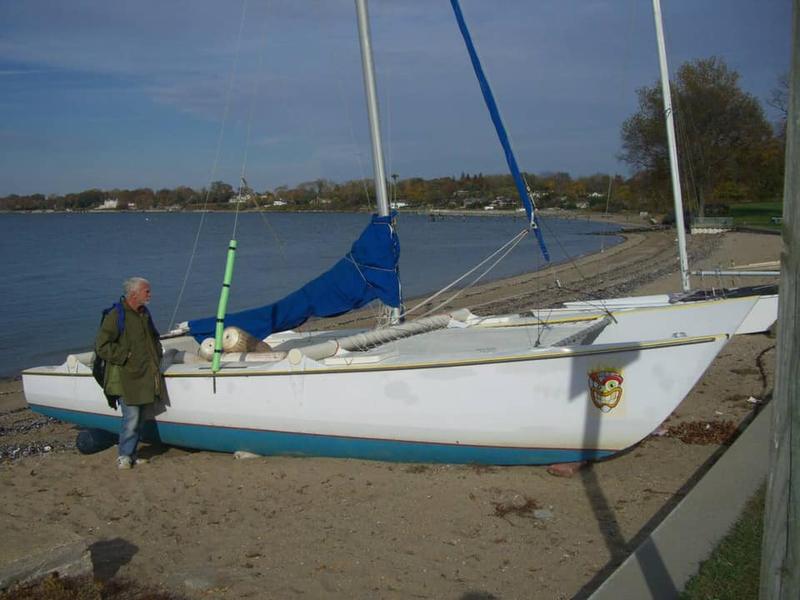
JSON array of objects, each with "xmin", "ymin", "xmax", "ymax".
[{"xmin": 0, "ymin": 225, "xmax": 782, "ymax": 599}]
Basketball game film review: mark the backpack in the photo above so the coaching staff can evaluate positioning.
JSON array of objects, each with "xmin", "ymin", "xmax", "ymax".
[
  {"xmin": 92, "ymin": 302, "xmax": 125, "ymax": 409},
  {"xmin": 92, "ymin": 300, "xmax": 160, "ymax": 409}
]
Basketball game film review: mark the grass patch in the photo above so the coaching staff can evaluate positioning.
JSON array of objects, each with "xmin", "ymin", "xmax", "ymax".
[
  {"xmin": 680, "ymin": 485, "xmax": 765, "ymax": 599},
  {"xmin": 729, "ymin": 202, "xmax": 783, "ymax": 230}
]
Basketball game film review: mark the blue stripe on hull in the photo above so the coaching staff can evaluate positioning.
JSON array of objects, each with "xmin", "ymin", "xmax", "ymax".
[{"xmin": 30, "ymin": 404, "xmax": 615, "ymax": 466}]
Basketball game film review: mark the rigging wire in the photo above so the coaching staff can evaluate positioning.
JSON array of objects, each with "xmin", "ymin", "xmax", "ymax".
[
  {"xmin": 411, "ymin": 228, "xmax": 531, "ymax": 320},
  {"xmin": 400, "ymin": 227, "xmax": 530, "ymax": 320},
  {"xmin": 673, "ymin": 94, "xmax": 701, "ymax": 215},
  {"xmin": 168, "ymin": 0, "xmax": 250, "ymax": 331},
  {"xmin": 524, "ymin": 0, "xmax": 638, "ymax": 316},
  {"xmin": 512, "ymin": 215, "xmax": 617, "ymax": 324},
  {"xmin": 660, "ymin": 8, "xmax": 702, "ymax": 217},
  {"xmin": 335, "ymin": 75, "xmax": 374, "ymax": 212},
  {"xmin": 237, "ymin": 17, "xmax": 287, "ymax": 262}
]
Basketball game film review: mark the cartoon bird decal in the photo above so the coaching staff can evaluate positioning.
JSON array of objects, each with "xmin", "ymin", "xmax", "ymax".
[{"xmin": 588, "ymin": 369, "xmax": 624, "ymax": 412}]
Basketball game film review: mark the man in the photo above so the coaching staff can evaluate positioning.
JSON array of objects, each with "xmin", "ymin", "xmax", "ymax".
[{"xmin": 95, "ymin": 277, "xmax": 163, "ymax": 469}]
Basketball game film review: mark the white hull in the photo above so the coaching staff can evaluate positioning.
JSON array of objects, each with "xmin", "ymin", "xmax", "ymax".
[
  {"xmin": 734, "ymin": 294, "xmax": 778, "ymax": 334},
  {"xmin": 24, "ymin": 335, "xmax": 727, "ymax": 464},
  {"xmin": 559, "ymin": 293, "xmax": 777, "ymax": 335},
  {"xmin": 22, "ymin": 298, "xmax": 755, "ymax": 464}
]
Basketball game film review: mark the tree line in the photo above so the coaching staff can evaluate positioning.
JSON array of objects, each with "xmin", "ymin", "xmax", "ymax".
[
  {"xmin": 0, "ymin": 172, "xmax": 638, "ymax": 213},
  {"xmin": 1, "ymin": 57, "xmax": 785, "ymax": 217}
]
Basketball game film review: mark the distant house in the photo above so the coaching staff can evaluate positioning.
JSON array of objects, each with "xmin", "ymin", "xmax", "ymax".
[
  {"xmin": 127, "ymin": 202, "xmax": 136, "ymax": 210},
  {"xmin": 99, "ymin": 199, "xmax": 118, "ymax": 209},
  {"xmin": 390, "ymin": 201, "xmax": 408, "ymax": 209},
  {"xmin": 273, "ymin": 200, "xmax": 287, "ymax": 207}
]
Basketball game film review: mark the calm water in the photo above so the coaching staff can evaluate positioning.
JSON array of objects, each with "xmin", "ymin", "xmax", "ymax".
[{"xmin": 0, "ymin": 212, "xmax": 620, "ymax": 377}]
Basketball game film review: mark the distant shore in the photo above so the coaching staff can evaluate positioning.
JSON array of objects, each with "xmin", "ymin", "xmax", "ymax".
[{"xmin": 0, "ymin": 206, "xmax": 659, "ymax": 221}]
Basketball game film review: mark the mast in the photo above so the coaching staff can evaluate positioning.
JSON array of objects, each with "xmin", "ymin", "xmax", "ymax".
[
  {"xmin": 355, "ymin": 0, "xmax": 390, "ymax": 217},
  {"xmin": 355, "ymin": 0, "xmax": 401, "ymax": 323},
  {"xmin": 652, "ymin": 0, "xmax": 691, "ymax": 292}
]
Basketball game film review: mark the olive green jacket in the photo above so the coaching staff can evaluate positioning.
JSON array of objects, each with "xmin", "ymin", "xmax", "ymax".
[{"xmin": 95, "ymin": 300, "xmax": 163, "ymax": 406}]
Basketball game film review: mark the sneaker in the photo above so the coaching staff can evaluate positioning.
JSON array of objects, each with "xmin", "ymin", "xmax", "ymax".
[
  {"xmin": 117, "ymin": 456, "xmax": 132, "ymax": 470},
  {"xmin": 132, "ymin": 457, "xmax": 149, "ymax": 466}
]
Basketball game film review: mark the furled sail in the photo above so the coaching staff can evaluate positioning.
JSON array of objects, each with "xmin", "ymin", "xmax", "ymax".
[
  {"xmin": 187, "ymin": 213, "xmax": 401, "ymax": 342},
  {"xmin": 450, "ymin": 0, "xmax": 550, "ymax": 262}
]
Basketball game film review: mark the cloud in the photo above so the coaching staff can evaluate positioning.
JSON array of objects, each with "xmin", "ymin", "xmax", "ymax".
[{"xmin": 0, "ymin": 0, "xmax": 792, "ymax": 195}]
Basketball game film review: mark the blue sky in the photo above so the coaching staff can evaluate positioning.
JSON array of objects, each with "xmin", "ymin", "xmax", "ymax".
[{"xmin": 0, "ymin": 0, "xmax": 792, "ymax": 196}]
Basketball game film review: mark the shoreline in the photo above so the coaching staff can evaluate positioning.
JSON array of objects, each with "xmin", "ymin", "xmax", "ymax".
[
  {"xmin": 0, "ymin": 206, "xmax": 659, "ymax": 225},
  {"xmin": 2, "ymin": 224, "xmax": 770, "ymax": 379},
  {"xmin": 2, "ymin": 215, "xmax": 630, "ymax": 380},
  {"xmin": 1, "ymin": 228, "xmax": 783, "ymax": 599}
]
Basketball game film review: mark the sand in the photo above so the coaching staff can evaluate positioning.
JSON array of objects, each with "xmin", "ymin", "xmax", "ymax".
[{"xmin": 0, "ymin": 226, "xmax": 782, "ymax": 599}]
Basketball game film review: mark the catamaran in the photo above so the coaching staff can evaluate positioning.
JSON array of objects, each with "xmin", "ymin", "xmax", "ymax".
[{"xmin": 21, "ymin": 0, "xmax": 755, "ymax": 465}]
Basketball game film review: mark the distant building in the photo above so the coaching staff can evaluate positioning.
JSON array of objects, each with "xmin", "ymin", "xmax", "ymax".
[
  {"xmin": 273, "ymin": 200, "xmax": 287, "ymax": 207},
  {"xmin": 99, "ymin": 199, "xmax": 118, "ymax": 209},
  {"xmin": 390, "ymin": 201, "xmax": 408, "ymax": 209}
]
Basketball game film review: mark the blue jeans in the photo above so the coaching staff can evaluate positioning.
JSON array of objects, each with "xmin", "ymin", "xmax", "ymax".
[{"xmin": 119, "ymin": 399, "xmax": 145, "ymax": 458}]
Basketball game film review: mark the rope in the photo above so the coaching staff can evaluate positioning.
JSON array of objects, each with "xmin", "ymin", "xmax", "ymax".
[
  {"xmin": 236, "ymin": 19, "xmax": 289, "ymax": 262},
  {"xmin": 384, "ymin": 67, "xmax": 393, "ymax": 204},
  {"xmin": 400, "ymin": 227, "xmax": 530, "ymax": 320},
  {"xmin": 168, "ymin": 0, "xmax": 249, "ymax": 331},
  {"xmin": 246, "ymin": 194, "xmax": 288, "ymax": 261},
  {"xmin": 228, "ymin": 0, "xmax": 255, "ymax": 242},
  {"xmin": 335, "ymin": 76, "xmax": 373, "ymax": 211}
]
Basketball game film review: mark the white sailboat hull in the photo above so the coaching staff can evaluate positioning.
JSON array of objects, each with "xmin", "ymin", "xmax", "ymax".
[
  {"xmin": 734, "ymin": 294, "xmax": 778, "ymax": 334},
  {"xmin": 560, "ymin": 293, "xmax": 777, "ymax": 335},
  {"xmin": 22, "ymin": 298, "xmax": 755, "ymax": 465},
  {"xmin": 24, "ymin": 336, "xmax": 727, "ymax": 464}
]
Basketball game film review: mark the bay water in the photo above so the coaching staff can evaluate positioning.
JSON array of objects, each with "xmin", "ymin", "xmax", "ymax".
[{"xmin": 0, "ymin": 212, "xmax": 620, "ymax": 377}]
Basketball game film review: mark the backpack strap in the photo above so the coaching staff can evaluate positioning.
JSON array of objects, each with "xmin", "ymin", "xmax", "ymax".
[
  {"xmin": 113, "ymin": 301, "xmax": 125, "ymax": 335},
  {"xmin": 100, "ymin": 299, "xmax": 126, "ymax": 339},
  {"xmin": 102, "ymin": 300, "xmax": 158, "ymax": 339}
]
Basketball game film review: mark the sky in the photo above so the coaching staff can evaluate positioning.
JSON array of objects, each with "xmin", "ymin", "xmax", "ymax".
[{"xmin": 0, "ymin": 0, "xmax": 792, "ymax": 196}]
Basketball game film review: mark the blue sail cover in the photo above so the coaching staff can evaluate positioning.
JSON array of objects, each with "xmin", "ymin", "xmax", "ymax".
[
  {"xmin": 188, "ymin": 213, "xmax": 401, "ymax": 343},
  {"xmin": 450, "ymin": 0, "xmax": 550, "ymax": 262}
]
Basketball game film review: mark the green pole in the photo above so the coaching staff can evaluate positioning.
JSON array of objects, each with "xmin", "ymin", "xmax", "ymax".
[{"xmin": 212, "ymin": 239, "xmax": 237, "ymax": 374}]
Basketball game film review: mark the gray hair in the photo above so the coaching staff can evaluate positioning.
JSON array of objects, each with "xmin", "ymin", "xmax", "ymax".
[{"xmin": 123, "ymin": 277, "xmax": 150, "ymax": 296}]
